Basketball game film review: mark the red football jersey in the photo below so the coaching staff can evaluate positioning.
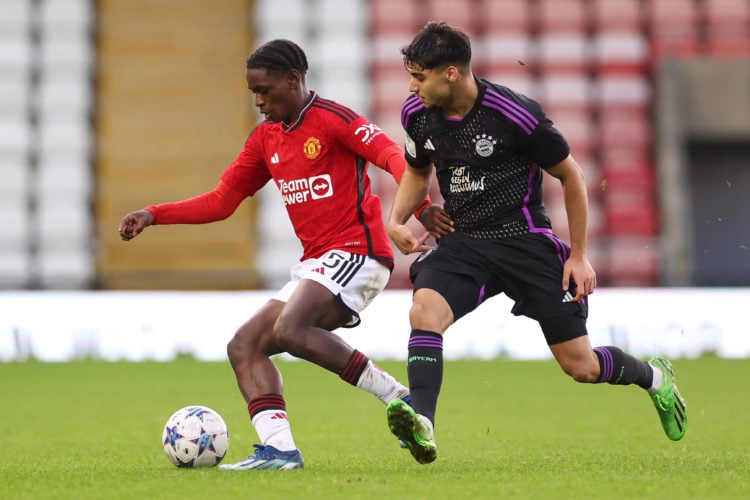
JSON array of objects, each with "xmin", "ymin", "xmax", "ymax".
[{"xmin": 221, "ymin": 92, "xmax": 403, "ymax": 265}]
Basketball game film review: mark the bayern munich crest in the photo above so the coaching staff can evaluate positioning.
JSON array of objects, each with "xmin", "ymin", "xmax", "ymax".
[{"xmin": 473, "ymin": 134, "xmax": 497, "ymax": 157}]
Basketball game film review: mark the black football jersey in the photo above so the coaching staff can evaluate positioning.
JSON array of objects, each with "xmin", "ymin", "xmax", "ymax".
[{"xmin": 401, "ymin": 78, "xmax": 570, "ymax": 240}]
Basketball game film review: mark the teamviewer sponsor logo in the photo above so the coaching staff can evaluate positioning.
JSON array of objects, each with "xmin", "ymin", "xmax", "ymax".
[{"xmin": 278, "ymin": 174, "xmax": 333, "ymax": 205}]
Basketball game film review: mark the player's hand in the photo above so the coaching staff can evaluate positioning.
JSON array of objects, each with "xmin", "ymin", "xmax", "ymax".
[
  {"xmin": 118, "ymin": 209, "xmax": 154, "ymax": 241},
  {"xmin": 387, "ymin": 223, "xmax": 433, "ymax": 255},
  {"xmin": 562, "ymin": 254, "xmax": 597, "ymax": 302},
  {"xmin": 418, "ymin": 205, "xmax": 454, "ymax": 239}
]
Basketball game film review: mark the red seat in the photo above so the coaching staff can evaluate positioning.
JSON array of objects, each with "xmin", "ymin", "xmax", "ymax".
[
  {"xmin": 590, "ymin": 0, "xmax": 643, "ymax": 32},
  {"xmin": 475, "ymin": 0, "xmax": 531, "ymax": 35},
  {"xmin": 646, "ymin": 0, "xmax": 700, "ymax": 61},
  {"xmin": 702, "ymin": 0, "xmax": 750, "ymax": 55},
  {"xmin": 534, "ymin": 0, "xmax": 589, "ymax": 33},
  {"xmin": 598, "ymin": 105, "xmax": 652, "ymax": 152},
  {"xmin": 370, "ymin": 0, "xmax": 420, "ymax": 34},
  {"xmin": 603, "ymin": 236, "xmax": 660, "ymax": 286}
]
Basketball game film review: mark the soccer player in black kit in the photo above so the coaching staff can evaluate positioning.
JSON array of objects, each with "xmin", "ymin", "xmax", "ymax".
[{"xmin": 385, "ymin": 22, "xmax": 687, "ymax": 464}]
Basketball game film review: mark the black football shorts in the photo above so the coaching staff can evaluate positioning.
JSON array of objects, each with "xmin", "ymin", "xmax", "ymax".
[{"xmin": 410, "ymin": 232, "xmax": 588, "ymax": 345}]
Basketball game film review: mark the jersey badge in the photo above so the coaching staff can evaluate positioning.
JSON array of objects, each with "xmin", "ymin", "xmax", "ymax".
[
  {"xmin": 303, "ymin": 137, "xmax": 322, "ymax": 159},
  {"xmin": 473, "ymin": 134, "xmax": 497, "ymax": 157}
]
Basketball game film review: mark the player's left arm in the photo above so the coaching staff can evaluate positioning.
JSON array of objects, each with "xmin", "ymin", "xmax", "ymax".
[
  {"xmin": 375, "ymin": 143, "xmax": 453, "ymax": 237},
  {"xmin": 545, "ymin": 155, "xmax": 597, "ymax": 300}
]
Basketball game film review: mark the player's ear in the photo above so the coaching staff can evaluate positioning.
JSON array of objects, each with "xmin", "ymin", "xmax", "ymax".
[
  {"xmin": 286, "ymin": 70, "xmax": 302, "ymax": 88},
  {"xmin": 444, "ymin": 65, "xmax": 459, "ymax": 83}
]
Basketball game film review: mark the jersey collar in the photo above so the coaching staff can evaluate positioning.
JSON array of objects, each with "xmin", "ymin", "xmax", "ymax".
[{"xmin": 282, "ymin": 91, "xmax": 317, "ymax": 132}]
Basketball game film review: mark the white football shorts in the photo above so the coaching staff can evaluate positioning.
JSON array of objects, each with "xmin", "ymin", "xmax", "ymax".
[{"xmin": 274, "ymin": 250, "xmax": 391, "ymax": 327}]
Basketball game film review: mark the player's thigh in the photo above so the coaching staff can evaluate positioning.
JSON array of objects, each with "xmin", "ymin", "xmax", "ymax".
[
  {"xmin": 412, "ymin": 266, "xmax": 488, "ymax": 327},
  {"xmin": 279, "ymin": 278, "xmax": 352, "ymax": 331}
]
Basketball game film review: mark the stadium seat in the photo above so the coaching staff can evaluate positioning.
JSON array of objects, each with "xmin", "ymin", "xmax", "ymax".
[
  {"xmin": 39, "ymin": 0, "xmax": 93, "ymax": 34},
  {"xmin": 535, "ymin": 32, "xmax": 591, "ymax": 73},
  {"xmin": 426, "ymin": 0, "xmax": 476, "ymax": 34},
  {"xmin": 475, "ymin": 0, "xmax": 531, "ymax": 34},
  {"xmin": 598, "ymin": 105, "xmax": 652, "ymax": 152},
  {"xmin": 0, "ymin": 35, "xmax": 32, "ymax": 74},
  {"xmin": 545, "ymin": 106, "xmax": 595, "ymax": 158},
  {"xmin": 593, "ymin": 31, "xmax": 649, "ymax": 75},
  {"xmin": 0, "ymin": 249, "xmax": 30, "ymax": 289},
  {"xmin": 481, "ymin": 33, "xmax": 534, "ymax": 73},
  {"xmin": 702, "ymin": 0, "xmax": 750, "ymax": 56},
  {"xmin": 0, "ymin": 0, "xmax": 32, "ymax": 35},
  {"xmin": 0, "ymin": 122, "xmax": 32, "ymax": 155},
  {"xmin": 596, "ymin": 73, "xmax": 650, "ymax": 107},
  {"xmin": 372, "ymin": 66, "xmax": 410, "ymax": 115},
  {"xmin": 370, "ymin": 0, "xmax": 420, "ymax": 34},
  {"xmin": 537, "ymin": 72, "xmax": 593, "ymax": 110},
  {"xmin": 534, "ymin": 0, "xmax": 589, "ymax": 33},
  {"xmin": 312, "ymin": 0, "xmax": 366, "ymax": 35},
  {"xmin": 590, "ymin": 0, "xmax": 643, "ymax": 32},
  {"xmin": 646, "ymin": 0, "xmax": 700, "ymax": 61},
  {"xmin": 604, "ymin": 236, "xmax": 660, "ymax": 286},
  {"xmin": 604, "ymin": 187, "xmax": 660, "ymax": 237},
  {"xmin": 39, "ymin": 73, "xmax": 91, "ymax": 111}
]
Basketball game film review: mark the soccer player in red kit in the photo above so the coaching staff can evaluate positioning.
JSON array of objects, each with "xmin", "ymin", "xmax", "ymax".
[{"xmin": 118, "ymin": 39, "xmax": 453, "ymax": 470}]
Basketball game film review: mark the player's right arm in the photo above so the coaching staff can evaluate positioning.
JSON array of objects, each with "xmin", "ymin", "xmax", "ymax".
[
  {"xmin": 387, "ymin": 163, "xmax": 435, "ymax": 254},
  {"xmin": 118, "ymin": 180, "xmax": 246, "ymax": 241},
  {"xmin": 119, "ymin": 128, "xmax": 270, "ymax": 242}
]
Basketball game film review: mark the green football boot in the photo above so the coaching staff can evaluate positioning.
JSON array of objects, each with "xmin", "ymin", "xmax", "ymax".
[
  {"xmin": 386, "ymin": 399, "xmax": 437, "ymax": 464},
  {"xmin": 648, "ymin": 357, "xmax": 687, "ymax": 441}
]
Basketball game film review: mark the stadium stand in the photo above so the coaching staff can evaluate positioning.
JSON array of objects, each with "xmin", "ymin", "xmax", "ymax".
[{"xmin": 1, "ymin": 0, "xmax": 748, "ymax": 289}]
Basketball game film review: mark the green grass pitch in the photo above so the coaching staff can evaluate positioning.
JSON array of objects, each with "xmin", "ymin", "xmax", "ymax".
[{"xmin": 1, "ymin": 357, "xmax": 748, "ymax": 499}]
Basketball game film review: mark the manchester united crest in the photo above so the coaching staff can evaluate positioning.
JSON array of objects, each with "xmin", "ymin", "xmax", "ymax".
[{"xmin": 303, "ymin": 137, "xmax": 322, "ymax": 159}]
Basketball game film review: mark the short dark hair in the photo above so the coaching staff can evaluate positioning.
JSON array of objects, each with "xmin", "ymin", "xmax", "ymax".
[
  {"xmin": 401, "ymin": 21, "xmax": 472, "ymax": 71},
  {"xmin": 246, "ymin": 39, "xmax": 309, "ymax": 77}
]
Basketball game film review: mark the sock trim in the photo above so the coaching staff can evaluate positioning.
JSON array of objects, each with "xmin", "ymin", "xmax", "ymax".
[
  {"xmin": 340, "ymin": 349, "xmax": 368, "ymax": 385},
  {"xmin": 408, "ymin": 330, "xmax": 443, "ymax": 350},
  {"xmin": 248, "ymin": 393, "xmax": 286, "ymax": 419},
  {"xmin": 593, "ymin": 347, "xmax": 613, "ymax": 383}
]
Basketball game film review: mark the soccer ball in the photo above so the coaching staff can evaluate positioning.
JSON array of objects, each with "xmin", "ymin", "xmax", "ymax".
[{"xmin": 162, "ymin": 405, "xmax": 229, "ymax": 468}]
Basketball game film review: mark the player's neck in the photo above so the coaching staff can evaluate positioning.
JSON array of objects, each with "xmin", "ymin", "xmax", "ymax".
[
  {"xmin": 441, "ymin": 74, "xmax": 478, "ymax": 120},
  {"xmin": 285, "ymin": 89, "xmax": 313, "ymax": 126}
]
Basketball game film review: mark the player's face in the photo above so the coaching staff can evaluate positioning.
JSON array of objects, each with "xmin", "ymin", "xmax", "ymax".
[
  {"xmin": 406, "ymin": 63, "xmax": 452, "ymax": 109},
  {"xmin": 246, "ymin": 68, "xmax": 300, "ymax": 124}
]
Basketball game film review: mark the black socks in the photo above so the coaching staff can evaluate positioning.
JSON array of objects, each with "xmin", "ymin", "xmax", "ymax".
[
  {"xmin": 407, "ymin": 330, "xmax": 444, "ymax": 424},
  {"xmin": 594, "ymin": 346, "xmax": 653, "ymax": 389}
]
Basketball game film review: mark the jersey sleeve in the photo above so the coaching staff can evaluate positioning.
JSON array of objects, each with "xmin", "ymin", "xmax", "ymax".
[
  {"xmin": 401, "ymin": 97, "xmax": 431, "ymax": 168},
  {"xmin": 220, "ymin": 126, "xmax": 273, "ymax": 196},
  {"xmin": 516, "ymin": 94, "xmax": 571, "ymax": 169},
  {"xmin": 335, "ymin": 113, "xmax": 400, "ymax": 165}
]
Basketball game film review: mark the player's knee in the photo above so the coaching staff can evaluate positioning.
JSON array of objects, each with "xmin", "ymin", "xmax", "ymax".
[
  {"xmin": 271, "ymin": 316, "xmax": 300, "ymax": 353},
  {"xmin": 226, "ymin": 325, "xmax": 263, "ymax": 363},
  {"xmin": 226, "ymin": 331, "xmax": 245, "ymax": 364},
  {"xmin": 409, "ymin": 301, "xmax": 451, "ymax": 332},
  {"xmin": 560, "ymin": 361, "xmax": 599, "ymax": 383}
]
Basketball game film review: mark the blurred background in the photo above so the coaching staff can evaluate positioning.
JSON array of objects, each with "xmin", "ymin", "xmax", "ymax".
[{"xmin": 1, "ymin": 0, "xmax": 749, "ymax": 293}]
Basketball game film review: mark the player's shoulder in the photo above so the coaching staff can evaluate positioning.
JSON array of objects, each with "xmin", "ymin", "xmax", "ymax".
[
  {"xmin": 310, "ymin": 94, "xmax": 361, "ymax": 125},
  {"xmin": 400, "ymin": 94, "xmax": 427, "ymax": 131},
  {"xmin": 479, "ymin": 78, "xmax": 545, "ymax": 134},
  {"xmin": 480, "ymin": 78, "xmax": 540, "ymax": 110}
]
